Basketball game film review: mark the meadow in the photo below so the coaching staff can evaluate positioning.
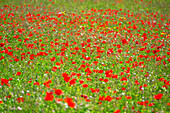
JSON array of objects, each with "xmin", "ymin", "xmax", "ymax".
[{"xmin": 0, "ymin": 0, "xmax": 170, "ymax": 112}]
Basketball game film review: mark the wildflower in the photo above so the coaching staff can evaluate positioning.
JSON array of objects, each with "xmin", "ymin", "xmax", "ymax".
[
  {"xmin": 122, "ymin": 38, "xmax": 127, "ymax": 44},
  {"xmin": 1, "ymin": 78, "xmax": 8, "ymax": 85},
  {"xmin": 44, "ymin": 92, "xmax": 54, "ymax": 101},
  {"xmin": 34, "ymin": 82, "xmax": 40, "ymax": 85},
  {"xmin": 64, "ymin": 97, "xmax": 75, "ymax": 108},
  {"xmin": 114, "ymin": 109, "xmax": 121, "ymax": 113},
  {"xmin": 0, "ymin": 100, "xmax": 3, "ymax": 104},
  {"xmin": 154, "ymin": 94, "xmax": 163, "ymax": 100},
  {"xmin": 125, "ymin": 96, "xmax": 132, "ymax": 99},
  {"xmin": 17, "ymin": 97, "xmax": 24, "ymax": 103},
  {"xmin": 82, "ymin": 84, "xmax": 88, "ymax": 88},
  {"xmin": 105, "ymin": 96, "xmax": 112, "ymax": 101},
  {"xmin": 17, "ymin": 106, "xmax": 22, "ymax": 110},
  {"xmin": 16, "ymin": 72, "xmax": 21, "ymax": 76},
  {"xmin": 54, "ymin": 89, "xmax": 63, "ymax": 96},
  {"xmin": 148, "ymin": 103, "xmax": 154, "ymax": 106}
]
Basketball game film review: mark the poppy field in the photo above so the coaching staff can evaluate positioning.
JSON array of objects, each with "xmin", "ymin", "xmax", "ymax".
[{"xmin": 0, "ymin": 0, "xmax": 170, "ymax": 112}]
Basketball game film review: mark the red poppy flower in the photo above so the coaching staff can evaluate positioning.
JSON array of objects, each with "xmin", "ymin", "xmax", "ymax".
[
  {"xmin": 54, "ymin": 89, "xmax": 63, "ymax": 96},
  {"xmin": 143, "ymin": 84, "xmax": 148, "ymax": 87},
  {"xmin": 69, "ymin": 79, "xmax": 76, "ymax": 86},
  {"xmin": 85, "ymin": 68, "xmax": 92, "ymax": 74},
  {"xmin": 105, "ymin": 95, "xmax": 112, "ymax": 101},
  {"xmin": 84, "ymin": 56, "xmax": 91, "ymax": 60},
  {"xmin": 27, "ymin": 93, "xmax": 31, "ymax": 96},
  {"xmin": 44, "ymin": 92, "xmax": 54, "ymax": 101},
  {"xmin": 82, "ymin": 84, "xmax": 88, "ymax": 88},
  {"xmin": 14, "ymin": 58, "xmax": 19, "ymax": 62},
  {"xmin": 90, "ymin": 88, "xmax": 98, "ymax": 93},
  {"xmin": 1, "ymin": 78, "xmax": 9, "ymax": 85},
  {"xmin": 16, "ymin": 72, "xmax": 21, "ymax": 76},
  {"xmin": 43, "ymin": 80, "xmax": 52, "ymax": 88},
  {"xmin": 0, "ymin": 43, "xmax": 5, "ymax": 47},
  {"xmin": 34, "ymin": 82, "xmax": 40, "ymax": 85},
  {"xmin": 116, "ymin": 97, "xmax": 122, "ymax": 100},
  {"xmin": 99, "ymin": 96, "xmax": 105, "ymax": 101},
  {"xmin": 135, "ymin": 80, "xmax": 140, "ymax": 85},
  {"xmin": 122, "ymin": 38, "xmax": 127, "ymax": 44},
  {"xmin": 98, "ymin": 70, "xmax": 104, "ymax": 73},
  {"xmin": 112, "ymin": 74, "xmax": 118, "ymax": 79},
  {"xmin": 7, "ymin": 95, "xmax": 11, "ymax": 98},
  {"xmin": 154, "ymin": 93, "xmax": 163, "ymax": 100},
  {"xmin": 64, "ymin": 97, "xmax": 75, "ymax": 108},
  {"xmin": 114, "ymin": 109, "xmax": 121, "ymax": 113},
  {"xmin": 117, "ymin": 49, "xmax": 122, "ymax": 53},
  {"xmin": 64, "ymin": 77, "xmax": 70, "ymax": 82},
  {"xmin": 0, "ymin": 56, "xmax": 4, "ymax": 60},
  {"xmin": 148, "ymin": 103, "xmax": 154, "ymax": 106},
  {"xmin": 50, "ymin": 57, "xmax": 56, "ymax": 61},
  {"xmin": 56, "ymin": 62, "xmax": 60, "ymax": 66},
  {"xmin": 17, "ymin": 97, "xmax": 24, "ymax": 103},
  {"xmin": 107, "ymin": 48, "xmax": 113, "ymax": 54},
  {"xmin": 103, "ymin": 79, "xmax": 108, "ymax": 83},
  {"xmin": 137, "ymin": 101, "xmax": 148, "ymax": 106},
  {"xmin": 79, "ymin": 80, "xmax": 84, "ymax": 84},
  {"xmin": 120, "ymin": 77, "xmax": 127, "ymax": 81},
  {"xmin": 117, "ymin": 44, "xmax": 121, "ymax": 48},
  {"xmin": 125, "ymin": 96, "xmax": 132, "ymax": 99},
  {"xmin": 85, "ymin": 99, "xmax": 90, "ymax": 102},
  {"xmin": 121, "ymin": 87, "xmax": 126, "ymax": 90}
]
